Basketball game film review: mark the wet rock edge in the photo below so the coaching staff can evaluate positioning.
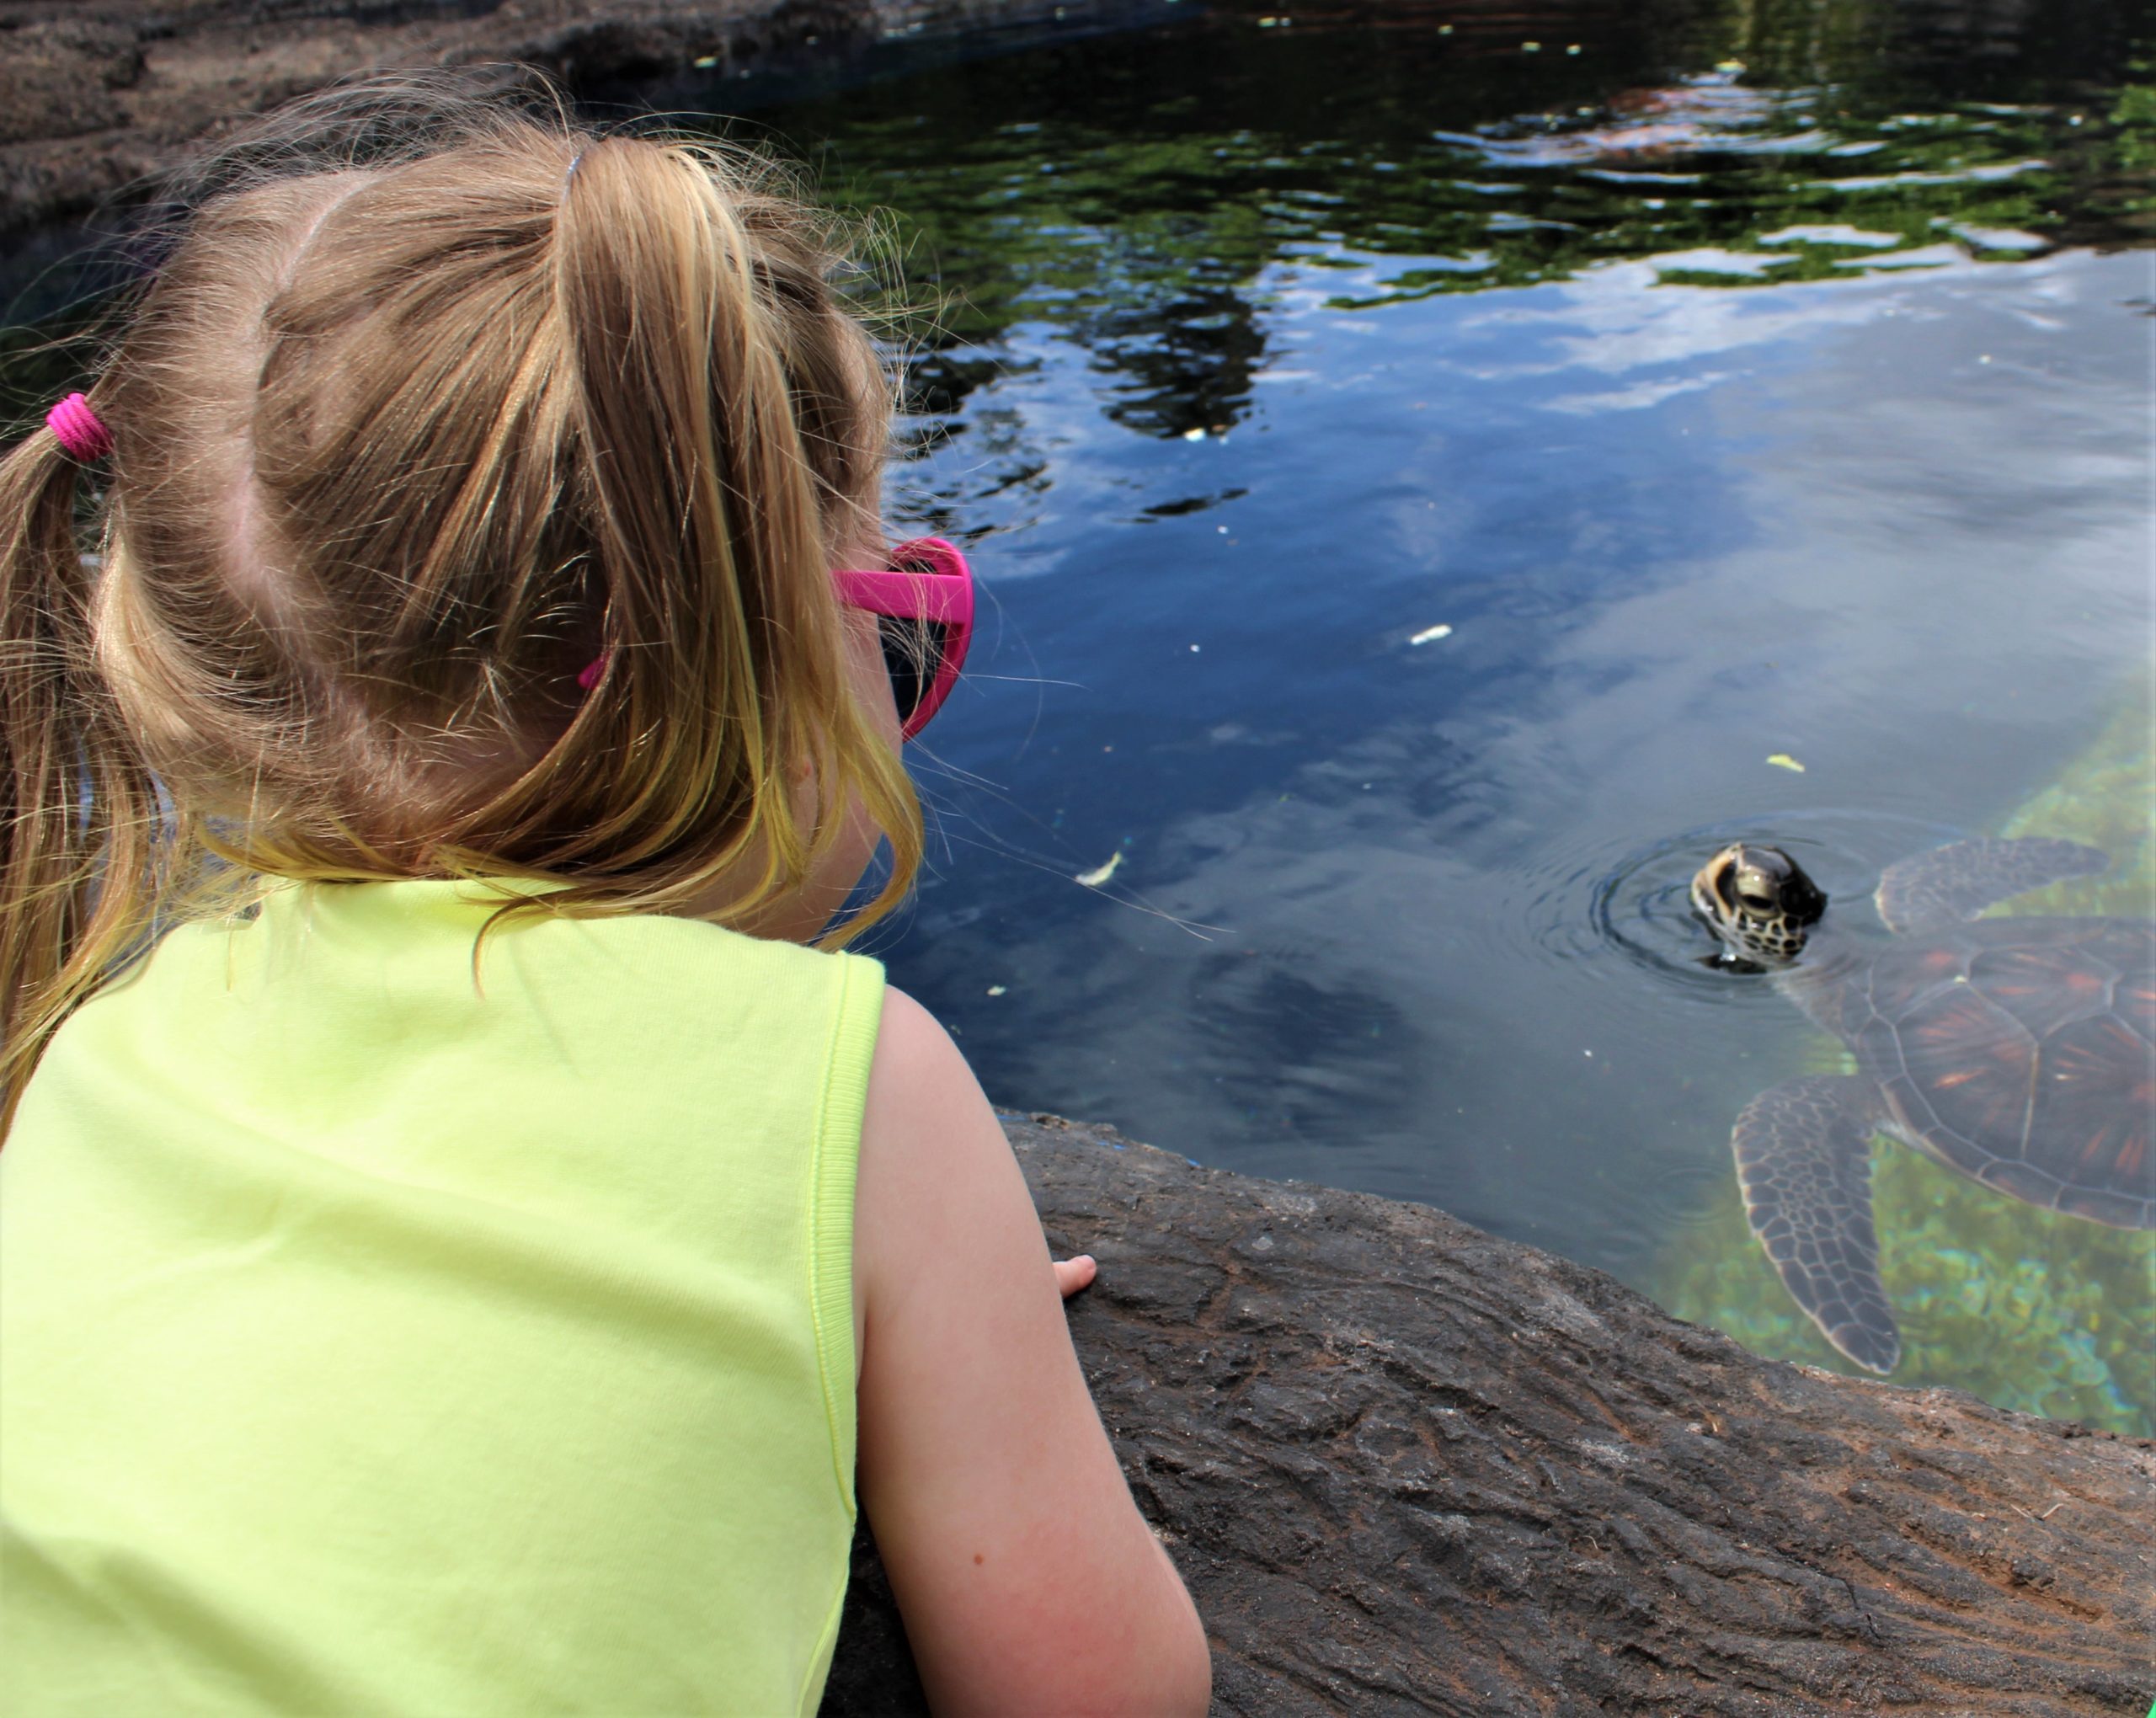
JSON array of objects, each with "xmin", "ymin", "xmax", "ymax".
[{"xmin": 823, "ymin": 1113, "xmax": 2153, "ymax": 1717}]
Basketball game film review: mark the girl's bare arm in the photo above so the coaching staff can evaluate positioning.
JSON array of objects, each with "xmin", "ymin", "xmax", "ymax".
[{"xmin": 853, "ymin": 987, "xmax": 1211, "ymax": 1716}]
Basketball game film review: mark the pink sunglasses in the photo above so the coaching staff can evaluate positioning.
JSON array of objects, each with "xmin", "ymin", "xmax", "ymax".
[
  {"xmin": 832, "ymin": 536, "xmax": 975, "ymax": 740},
  {"xmin": 578, "ymin": 536, "xmax": 974, "ymax": 740}
]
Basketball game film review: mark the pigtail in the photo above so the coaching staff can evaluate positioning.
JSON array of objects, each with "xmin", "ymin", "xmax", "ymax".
[
  {"xmin": 552, "ymin": 136, "xmax": 919, "ymax": 926},
  {"xmin": 555, "ymin": 135, "xmax": 782, "ymax": 843},
  {"xmin": 0, "ymin": 423, "xmax": 158, "ymax": 1133}
]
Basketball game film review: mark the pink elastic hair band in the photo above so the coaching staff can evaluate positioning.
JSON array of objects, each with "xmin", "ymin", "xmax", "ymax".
[{"xmin": 46, "ymin": 394, "xmax": 112, "ymax": 463}]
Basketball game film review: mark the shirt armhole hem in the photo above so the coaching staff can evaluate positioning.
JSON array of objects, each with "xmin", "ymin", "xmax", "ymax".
[{"xmin": 808, "ymin": 951, "xmax": 881, "ymax": 1519}]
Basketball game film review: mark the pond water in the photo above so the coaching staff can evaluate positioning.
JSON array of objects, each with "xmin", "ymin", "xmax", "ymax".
[
  {"xmin": 719, "ymin": 0, "xmax": 2153, "ymax": 1429},
  {"xmin": 3, "ymin": 0, "xmax": 2148, "ymax": 1429}
]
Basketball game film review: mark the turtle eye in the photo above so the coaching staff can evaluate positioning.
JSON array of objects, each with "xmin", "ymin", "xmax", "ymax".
[{"xmin": 1737, "ymin": 888, "xmax": 1772, "ymax": 910}]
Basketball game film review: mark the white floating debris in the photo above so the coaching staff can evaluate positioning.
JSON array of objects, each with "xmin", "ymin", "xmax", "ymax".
[
  {"xmin": 1650, "ymin": 248, "xmax": 1796, "ymax": 278},
  {"xmin": 1757, "ymin": 223, "xmax": 1902, "ymax": 248},
  {"xmin": 1811, "ymin": 160, "xmax": 2047, "ymax": 194},
  {"xmin": 1075, "ymin": 851, "xmax": 1123, "ymax": 888},
  {"xmin": 1831, "ymin": 243, "xmax": 1962, "ymax": 270},
  {"xmin": 1182, "ymin": 426, "xmax": 1207, "ymax": 441},
  {"xmin": 986, "ymin": 984, "xmax": 1007, "ymax": 996},
  {"xmin": 1409, "ymin": 623, "xmax": 1454, "ymax": 645},
  {"xmin": 1582, "ymin": 168, "xmax": 1704, "ymax": 185},
  {"xmin": 692, "ymin": 54, "xmax": 718, "ymax": 67},
  {"xmin": 1950, "ymin": 225, "xmax": 2049, "ymax": 253},
  {"xmin": 1766, "ymin": 753, "xmax": 1806, "ymax": 773}
]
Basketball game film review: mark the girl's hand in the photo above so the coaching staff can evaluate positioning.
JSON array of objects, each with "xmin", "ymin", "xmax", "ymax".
[{"xmin": 1053, "ymin": 1254, "xmax": 1097, "ymax": 1299}]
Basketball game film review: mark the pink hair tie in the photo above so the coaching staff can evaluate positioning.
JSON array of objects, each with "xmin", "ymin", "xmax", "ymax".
[{"xmin": 46, "ymin": 393, "xmax": 112, "ymax": 463}]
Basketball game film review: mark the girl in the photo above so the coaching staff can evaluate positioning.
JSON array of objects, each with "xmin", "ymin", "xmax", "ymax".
[{"xmin": 0, "ymin": 82, "xmax": 1210, "ymax": 1715}]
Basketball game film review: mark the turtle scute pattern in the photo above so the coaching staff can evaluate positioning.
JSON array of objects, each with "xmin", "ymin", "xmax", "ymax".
[{"xmin": 1850, "ymin": 916, "xmax": 2155, "ymax": 1230}]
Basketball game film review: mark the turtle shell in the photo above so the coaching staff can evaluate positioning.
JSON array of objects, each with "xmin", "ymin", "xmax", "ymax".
[{"xmin": 1849, "ymin": 915, "xmax": 2155, "ymax": 1229}]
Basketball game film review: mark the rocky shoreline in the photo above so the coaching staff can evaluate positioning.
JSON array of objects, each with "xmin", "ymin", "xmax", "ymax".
[
  {"xmin": 0, "ymin": 0, "xmax": 1086, "ymax": 237},
  {"xmin": 822, "ymin": 1115, "xmax": 2153, "ymax": 1715}
]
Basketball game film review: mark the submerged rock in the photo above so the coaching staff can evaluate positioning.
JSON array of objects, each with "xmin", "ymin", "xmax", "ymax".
[{"xmin": 824, "ymin": 1113, "xmax": 2152, "ymax": 1716}]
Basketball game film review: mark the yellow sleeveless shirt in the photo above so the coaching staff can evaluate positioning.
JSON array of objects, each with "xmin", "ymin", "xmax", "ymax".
[{"xmin": 0, "ymin": 881, "xmax": 881, "ymax": 1715}]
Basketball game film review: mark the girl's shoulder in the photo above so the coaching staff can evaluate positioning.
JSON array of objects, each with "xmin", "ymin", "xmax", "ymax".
[
  {"xmin": 146, "ymin": 877, "xmax": 881, "ymax": 984},
  {"xmin": 77, "ymin": 879, "xmax": 886, "ymax": 1099}
]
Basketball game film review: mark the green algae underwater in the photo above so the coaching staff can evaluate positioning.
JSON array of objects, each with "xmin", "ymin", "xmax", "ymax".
[{"xmin": 1652, "ymin": 701, "xmax": 2156, "ymax": 1436}]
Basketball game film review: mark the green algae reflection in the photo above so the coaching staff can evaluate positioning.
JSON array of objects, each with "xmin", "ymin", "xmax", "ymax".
[
  {"xmin": 1653, "ymin": 701, "xmax": 2156, "ymax": 1436},
  {"xmin": 755, "ymin": 3, "xmax": 2151, "ymax": 440}
]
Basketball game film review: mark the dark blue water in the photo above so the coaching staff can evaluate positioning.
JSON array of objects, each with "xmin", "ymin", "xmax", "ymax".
[
  {"xmin": 720, "ymin": 0, "xmax": 2153, "ymax": 1422},
  {"xmin": 883, "ymin": 242, "xmax": 2147, "ymax": 1217}
]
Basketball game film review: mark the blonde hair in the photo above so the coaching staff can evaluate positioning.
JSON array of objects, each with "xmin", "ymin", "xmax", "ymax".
[{"xmin": 0, "ymin": 78, "xmax": 923, "ymax": 1128}]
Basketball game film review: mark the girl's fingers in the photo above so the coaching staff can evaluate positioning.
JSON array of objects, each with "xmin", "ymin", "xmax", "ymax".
[{"xmin": 1053, "ymin": 1255, "xmax": 1097, "ymax": 1300}]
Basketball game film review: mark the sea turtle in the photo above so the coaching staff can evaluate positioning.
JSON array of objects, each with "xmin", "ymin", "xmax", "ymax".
[{"xmin": 1689, "ymin": 836, "xmax": 2155, "ymax": 1374}]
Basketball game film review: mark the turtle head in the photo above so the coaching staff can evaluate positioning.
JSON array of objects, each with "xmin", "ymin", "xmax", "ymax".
[{"xmin": 1691, "ymin": 843, "xmax": 1828, "ymax": 966}]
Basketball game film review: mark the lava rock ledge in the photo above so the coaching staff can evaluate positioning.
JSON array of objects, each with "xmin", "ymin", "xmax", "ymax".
[
  {"xmin": 821, "ymin": 1113, "xmax": 2153, "ymax": 1717},
  {"xmin": 0, "ymin": 0, "xmax": 1065, "ymax": 234}
]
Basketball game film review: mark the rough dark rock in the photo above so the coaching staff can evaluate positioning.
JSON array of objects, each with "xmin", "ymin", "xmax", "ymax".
[
  {"xmin": 821, "ymin": 1115, "xmax": 2154, "ymax": 1716},
  {"xmin": 0, "ymin": 19, "xmax": 147, "ymax": 149},
  {"xmin": 0, "ymin": 0, "xmax": 1028, "ymax": 234}
]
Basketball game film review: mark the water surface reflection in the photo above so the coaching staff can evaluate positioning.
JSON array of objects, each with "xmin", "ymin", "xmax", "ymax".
[{"xmin": 744, "ymin": 3, "xmax": 2153, "ymax": 1427}]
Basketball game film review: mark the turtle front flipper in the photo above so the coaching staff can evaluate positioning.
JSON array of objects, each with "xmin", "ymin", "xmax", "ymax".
[
  {"xmin": 1732, "ymin": 1074, "xmax": 1902, "ymax": 1374},
  {"xmin": 1874, "ymin": 837, "xmax": 2106, "ymax": 935}
]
